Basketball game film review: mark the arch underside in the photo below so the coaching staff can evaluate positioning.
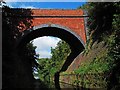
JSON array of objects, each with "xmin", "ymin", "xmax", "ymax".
[{"xmin": 17, "ymin": 24, "xmax": 85, "ymax": 72}]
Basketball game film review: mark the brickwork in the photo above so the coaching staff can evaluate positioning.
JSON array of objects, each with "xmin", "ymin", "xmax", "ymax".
[
  {"xmin": 31, "ymin": 9, "xmax": 84, "ymax": 16},
  {"xmin": 30, "ymin": 9, "xmax": 86, "ymax": 44}
]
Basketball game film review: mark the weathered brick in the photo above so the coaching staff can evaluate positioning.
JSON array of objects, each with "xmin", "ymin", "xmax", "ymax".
[
  {"xmin": 31, "ymin": 9, "xmax": 86, "ymax": 44},
  {"xmin": 18, "ymin": 9, "xmax": 86, "ymax": 44}
]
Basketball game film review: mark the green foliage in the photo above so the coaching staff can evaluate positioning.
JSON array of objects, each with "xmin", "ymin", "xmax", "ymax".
[
  {"xmin": 51, "ymin": 40, "xmax": 71, "ymax": 72},
  {"xmin": 70, "ymin": 2, "xmax": 120, "ymax": 89},
  {"xmin": 79, "ymin": 2, "xmax": 119, "ymax": 43},
  {"xmin": 33, "ymin": 40, "xmax": 71, "ymax": 87},
  {"xmin": 74, "ymin": 51, "xmax": 109, "ymax": 74},
  {"xmin": 26, "ymin": 41, "xmax": 37, "ymax": 57}
]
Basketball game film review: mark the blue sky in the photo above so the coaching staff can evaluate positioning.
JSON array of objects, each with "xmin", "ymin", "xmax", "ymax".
[
  {"xmin": 5, "ymin": 0, "xmax": 87, "ymax": 2},
  {"xmin": 6, "ymin": 2, "xmax": 86, "ymax": 58},
  {"xmin": 6, "ymin": 2, "xmax": 86, "ymax": 9}
]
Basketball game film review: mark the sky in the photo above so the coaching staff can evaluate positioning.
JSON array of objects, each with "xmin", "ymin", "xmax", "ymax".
[
  {"xmin": 5, "ymin": 2, "xmax": 86, "ymax": 58},
  {"xmin": 6, "ymin": 2, "xmax": 86, "ymax": 9},
  {"xmin": 32, "ymin": 36, "xmax": 61, "ymax": 58},
  {"xmin": 5, "ymin": 0, "xmax": 87, "ymax": 2}
]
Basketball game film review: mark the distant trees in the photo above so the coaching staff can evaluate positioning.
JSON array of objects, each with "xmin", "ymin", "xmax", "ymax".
[
  {"xmin": 34, "ymin": 40, "xmax": 71, "ymax": 87},
  {"xmin": 50, "ymin": 40, "xmax": 71, "ymax": 74}
]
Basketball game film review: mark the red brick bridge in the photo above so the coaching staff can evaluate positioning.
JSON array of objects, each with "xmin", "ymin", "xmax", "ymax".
[
  {"xmin": 31, "ymin": 9, "xmax": 87, "ymax": 44},
  {"xmin": 16, "ymin": 9, "xmax": 87, "ymax": 72}
]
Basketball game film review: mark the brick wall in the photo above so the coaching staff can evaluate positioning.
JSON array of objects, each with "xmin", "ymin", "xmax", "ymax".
[{"xmin": 31, "ymin": 9, "xmax": 86, "ymax": 44}]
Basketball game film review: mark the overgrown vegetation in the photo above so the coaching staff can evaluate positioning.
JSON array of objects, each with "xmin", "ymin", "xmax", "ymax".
[
  {"xmin": 61, "ymin": 2, "xmax": 120, "ymax": 89},
  {"xmin": 33, "ymin": 40, "xmax": 71, "ymax": 88},
  {"xmin": 2, "ymin": 2, "xmax": 38, "ymax": 88},
  {"xmin": 2, "ymin": 1, "xmax": 71, "ymax": 88},
  {"xmin": 2, "ymin": 1, "xmax": 120, "ymax": 89}
]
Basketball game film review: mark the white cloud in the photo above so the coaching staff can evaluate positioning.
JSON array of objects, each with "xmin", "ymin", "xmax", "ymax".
[
  {"xmin": 33, "ymin": 36, "xmax": 61, "ymax": 51},
  {"xmin": 19, "ymin": 5, "xmax": 36, "ymax": 9},
  {"xmin": 32, "ymin": 36, "xmax": 61, "ymax": 58},
  {"xmin": 38, "ymin": 51, "xmax": 52, "ymax": 58},
  {"xmin": 6, "ymin": 2, "xmax": 36, "ymax": 8},
  {"xmin": 2, "ymin": 2, "xmax": 14, "ymax": 8}
]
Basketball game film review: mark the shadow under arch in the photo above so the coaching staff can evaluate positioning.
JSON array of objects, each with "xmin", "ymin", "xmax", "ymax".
[{"xmin": 16, "ymin": 24, "xmax": 85, "ymax": 89}]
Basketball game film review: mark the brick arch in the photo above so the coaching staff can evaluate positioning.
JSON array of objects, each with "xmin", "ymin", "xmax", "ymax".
[
  {"xmin": 30, "ymin": 9, "xmax": 87, "ymax": 45},
  {"xmin": 13, "ymin": 9, "xmax": 87, "ymax": 47},
  {"xmin": 32, "ymin": 23, "xmax": 85, "ymax": 47},
  {"xmin": 17, "ymin": 23, "xmax": 84, "ymax": 50},
  {"xmin": 14, "ymin": 9, "xmax": 87, "ymax": 73},
  {"xmin": 16, "ymin": 23, "xmax": 85, "ymax": 72}
]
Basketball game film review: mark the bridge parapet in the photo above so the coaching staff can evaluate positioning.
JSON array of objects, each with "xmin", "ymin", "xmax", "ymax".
[
  {"xmin": 31, "ymin": 9, "xmax": 87, "ymax": 44},
  {"xmin": 8, "ymin": 9, "xmax": 87, "ymax": 44}
]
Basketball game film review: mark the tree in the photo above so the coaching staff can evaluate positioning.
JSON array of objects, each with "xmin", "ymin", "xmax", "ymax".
[
  {"xmin": 79, "ymin": 3, "xmax": 119, "ymax": 42},
  {"xmin": 77, "ymin": 2, "xmax": 120, "ymax": 89},
  {"xmin": 34, "ymin": 40, "xmax": 71, "ymax": 88},
  {"xmin": 50, "ymin": 40, "xmax": 71, "ymax": 74},
  {"xmin": 2, "ymin": 2, "xmax": 37, "ymax": 88}
]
